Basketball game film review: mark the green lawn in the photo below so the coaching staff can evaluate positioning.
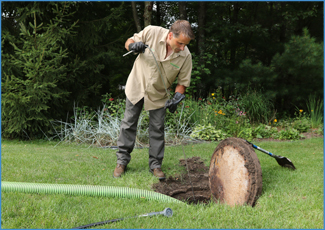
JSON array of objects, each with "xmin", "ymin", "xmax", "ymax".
[{"xmin": 1, "ymin": 138, "xmax": 323, "ymax": 229}]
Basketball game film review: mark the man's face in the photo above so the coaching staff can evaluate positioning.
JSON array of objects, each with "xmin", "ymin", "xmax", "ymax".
[{"xmin": 168, "ymin": 32, "xmax": 191, "ymax": 53}]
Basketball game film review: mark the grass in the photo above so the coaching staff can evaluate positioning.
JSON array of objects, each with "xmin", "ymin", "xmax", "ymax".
[{"xmin": 1, "ymin": 138, "xmax": 324, "ymax": 229}]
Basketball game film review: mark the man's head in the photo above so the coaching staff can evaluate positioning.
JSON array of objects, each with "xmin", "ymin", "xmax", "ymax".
[{"xmin": 167, "ymin": 20, "xmax": 195, "ymax": 53}]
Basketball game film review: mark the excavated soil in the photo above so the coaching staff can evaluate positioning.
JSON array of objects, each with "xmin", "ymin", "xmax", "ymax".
[{"xmin": 152, "ymin": 157, "xmax": 212, "ymax": 205}]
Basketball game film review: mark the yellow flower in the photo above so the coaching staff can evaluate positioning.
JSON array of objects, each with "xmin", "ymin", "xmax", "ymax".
[
  {"xmin": 299, "ymin": 109, "xmax": 303, "ymax": 113},
  {"xmin": 213, "ymin": 97, "xmax": 215, "ymax": 99},
  {"xmin": 211, "ymin": 93, "xmax": 215, "ymax": 96},
  {"xmin": 274, "ymin": 119, "xmax": 277, "ymax": 123}
]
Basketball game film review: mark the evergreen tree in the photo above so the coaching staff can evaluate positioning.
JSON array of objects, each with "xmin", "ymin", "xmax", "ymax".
[{"xmin": 1, "ymin": 2, "xmax": 82, "ymax": 138}]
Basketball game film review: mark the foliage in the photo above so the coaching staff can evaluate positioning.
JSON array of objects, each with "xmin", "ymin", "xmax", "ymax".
[
  {"xmin": 237, "ymin": 127, "xmax": 253, "ymax": 141},
  {"xmin": 1, "ymin": 2, "xmax": 323, "ymax": 138},
  {"xmin": 101, "ymin": 93, "xmax": 125, "ymax": 118},
  {"xmin": 273, "ymin": 128, "xmax": 303, "ymax": 140},
  {"xmin": 51, "ymin": 86, "xmax": 323, "ymax": 146},
  {"xmin": 240, "ymin": 87, "xmax": 275, "ymax": 124},
  {"xmin": 291, "ymin": 110, "xmax": 311, "ymax": 133},
  {"xmin": 306, "ymin": 94, "xmax": 323, "ymax": 129},
  {"xmin": 1, "ymin": 3, "xmax": 81, "ymax": 138},
  {"xmin": 316, "ymin": 124, "xmax": 324, "ymax": 135},
  {"xmin": 188, "ymin": 53, "xmax": 212, "ymax": 96},
  {"xmin": 190, "ymin": 124, "xmax": 228, "ymax": 141},
  {"xmin": 252, "ymin": 124, "xmax": 278, "ymax": 139},
  {"xmin": 270, "ymin": 28, "xmax": 324, "ymax": 115},
  {"xmin": 1, "ymin": 2, "xmax": 133, "ymax": 138}
]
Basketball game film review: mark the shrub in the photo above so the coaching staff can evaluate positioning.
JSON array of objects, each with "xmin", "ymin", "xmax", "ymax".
[
  {"xmin": 1, "ymin": 5, "xmax": 81, "ymax": 138},
  {"xmin": 273, "ymin": 128, "xmax": 302, "ymax": 140},
  {"xmin": 101, "ymin": 93, "xmax": 125, "ymax": 118},
  {"xmin": 292, "ymin": 117, "xmax": 311, "ymax": 133},
  {"xmin": 306, "ymin": 94, "xmax": 323, "ymax": 129},
  {"xmin": 316, "ymin": 124, "xmax": 324, "ymax": 135},
  {"xmin": 252, "ymin": 124, "xmax": 278, "ymax": 138},
  {"xmin": 190, "ymin": 124, "xmax": 228, "ymax": 141},
  {"xmin": 240, "ymin": 87, "xmax": 274, "ymax": 124},
  {"xmin": 237, "ymin": 127, "xmax": 253, "ymax": 141}
]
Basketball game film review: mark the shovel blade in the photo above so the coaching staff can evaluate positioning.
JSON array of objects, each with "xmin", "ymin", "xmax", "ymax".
[{"xmin": 274, "ymin": 155, "xmax": 296, "ymax": 170}]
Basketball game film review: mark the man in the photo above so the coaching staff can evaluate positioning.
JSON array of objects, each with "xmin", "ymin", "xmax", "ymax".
[{"xmin": 113, "ymin": 20, "xmax": 195, "ymax": 180}]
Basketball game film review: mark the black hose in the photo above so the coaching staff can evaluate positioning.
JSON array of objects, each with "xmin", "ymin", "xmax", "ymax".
[
  {"xmin": 73, "ymin": 217, "xmax": 124, "ymax": 229},
  {"xmin": 73, "ymin": 208, "xmax": 173, "ymax": 229}
]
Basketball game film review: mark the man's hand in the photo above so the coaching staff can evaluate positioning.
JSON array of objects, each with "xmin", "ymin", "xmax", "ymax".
[
  {"xmin": 128, "ymin": 42, "xmax": 147, "ymax": 53},
  {"xmin": 164, "ymin": 92, "xmax": 185, "ymax": 113}
]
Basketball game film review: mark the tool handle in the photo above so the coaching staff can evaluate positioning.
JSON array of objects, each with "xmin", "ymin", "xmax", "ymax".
[
  {"xmin": 246, "ymin": 140, "xmax": 274, "ymax": 157},
  {"xmin": 122, "ymin": 50, "xmax": 133, "ymax": 57}
]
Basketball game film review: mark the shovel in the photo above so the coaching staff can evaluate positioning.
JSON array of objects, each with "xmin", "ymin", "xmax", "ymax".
[{"xmin": 245, "ymin": 140, "xmax": 296, "ymax": 170}]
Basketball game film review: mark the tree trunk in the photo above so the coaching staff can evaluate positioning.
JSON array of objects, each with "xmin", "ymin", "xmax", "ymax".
[
  {"xmin": 279, "ymin": 2, "xmax": 287, "ymax": 43},
  {"xmin": 230, "ymin": 3, "xmax": 239, "ymax": 66},
  {"xmin": 143, "ymin": 1, "xmax": 153, "ymax": 27},
  {"xmin": 156, "ymin": 2, "xmax": 161, "ymax": 26},
  {"xmin": 131, "ymin": 2, "xmax": 141, "ymax": 32},
  {"xmin": 178, "ymin": 2, "xmax": 187, "ymax": 20},
  {"xmin": 209, "ymin": 138, "xmax": 263, "ymax": 207},
  {"xmin": 198, "ymin": 2, "xmax": 206, "ymax": 57}
]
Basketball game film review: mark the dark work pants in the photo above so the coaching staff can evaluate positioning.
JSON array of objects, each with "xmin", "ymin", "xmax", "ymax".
[{"xmin": 116, "ymin": 97, "xmax": 166, "ymax": 170}]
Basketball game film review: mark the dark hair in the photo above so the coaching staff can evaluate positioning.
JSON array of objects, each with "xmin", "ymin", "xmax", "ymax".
[{"xmin": 169, "ymin": 20, "xmax": 195, "ymax": 40}]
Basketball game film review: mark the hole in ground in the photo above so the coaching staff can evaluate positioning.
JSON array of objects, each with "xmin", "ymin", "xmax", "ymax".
[{"xmin": 152, "ymin": 157, "xmax": 212, "ymax": 205}]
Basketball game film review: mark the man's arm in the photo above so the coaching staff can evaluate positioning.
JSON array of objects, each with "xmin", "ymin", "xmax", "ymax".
[
  {"xmin": 125, "ymin": 38, "xmax": 135, "ymax": 51},
  {"xmin": 175, "ymin": 84, "xmax": 186, "ymax": 94}
]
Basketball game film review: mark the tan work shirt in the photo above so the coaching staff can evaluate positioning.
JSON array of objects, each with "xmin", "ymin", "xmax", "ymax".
[{"xmin": 125, "ymin": 25, "xmax": 192, "ymax": 111}]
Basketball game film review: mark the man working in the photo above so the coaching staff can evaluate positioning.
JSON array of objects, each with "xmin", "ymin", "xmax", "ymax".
[{"xmin": 113, "ymin": 20, "xmax": 195, "ymax": 180}]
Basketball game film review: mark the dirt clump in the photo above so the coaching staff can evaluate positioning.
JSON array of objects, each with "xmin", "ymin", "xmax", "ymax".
[{"xmin": 152, "ymin": 157, "xmax": 212, "ymax": 205}]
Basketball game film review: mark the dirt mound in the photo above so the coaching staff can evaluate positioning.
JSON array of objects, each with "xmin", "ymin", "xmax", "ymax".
[{"xmin": 152, "ymin": 157, "xmax": 212, "ymax": 204}]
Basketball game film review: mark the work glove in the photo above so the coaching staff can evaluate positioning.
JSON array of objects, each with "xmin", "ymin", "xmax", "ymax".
[
  {"xmin": 128, "ymin": 42, "xmax": 147, "ymax": 53},
  {"xmin": 164, "ymin": 92, "xmax": 185, "ymax": 113}
]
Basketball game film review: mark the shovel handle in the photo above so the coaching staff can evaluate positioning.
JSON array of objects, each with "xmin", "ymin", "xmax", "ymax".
[
  {"xmin": 246, "ymin": 140, "xmax": 274, "ymax": 157},
  {"xmin": 245, "ymin": 140, "xmax": 296, "ymax": 170}
]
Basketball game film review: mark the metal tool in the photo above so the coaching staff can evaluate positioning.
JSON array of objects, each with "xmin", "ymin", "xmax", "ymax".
[
  {"xmin": 246, "ymin": 140, "xmax": 296, "ymax": 170},
  {"xmin": 123, "ymin": 50, "xmax": 133, "ymax": 57},
  {"xmin": 73, "ymin": 208, "xmax": 173, "ymax": 229}
]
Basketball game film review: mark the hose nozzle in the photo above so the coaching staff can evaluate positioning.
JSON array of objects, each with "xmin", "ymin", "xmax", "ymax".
[{"xmin": 139, "ymin": 208, "xmax": 173, "ymax": 218}]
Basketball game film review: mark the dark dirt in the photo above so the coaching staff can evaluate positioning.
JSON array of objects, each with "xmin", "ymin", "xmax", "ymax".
[{"xmin": 152, "ymin": 157, "xmax": 212, "ymax": 205}]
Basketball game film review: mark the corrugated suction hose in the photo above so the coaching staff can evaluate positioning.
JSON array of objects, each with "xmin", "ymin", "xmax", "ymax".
[{"xmin": 1, "ymin": 181, "xmax": 183, "ymax": 204}]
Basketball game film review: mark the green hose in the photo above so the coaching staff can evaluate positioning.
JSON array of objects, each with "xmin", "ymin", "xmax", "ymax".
[{"xmin": 1, "ymin": 181, "xmax": 183, "ymax": 204}]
